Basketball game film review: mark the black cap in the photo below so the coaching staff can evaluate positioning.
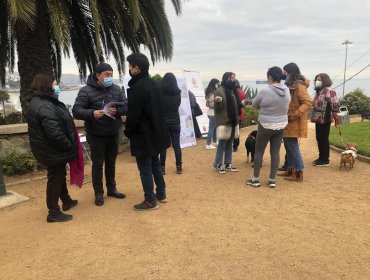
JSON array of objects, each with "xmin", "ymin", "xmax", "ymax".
[{"xmin": 95, "ymin": 62, "xmax": 113, "ymax": 73}]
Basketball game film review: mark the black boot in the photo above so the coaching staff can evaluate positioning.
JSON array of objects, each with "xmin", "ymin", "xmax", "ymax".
[
  {"xmin": 62, "ymin": 200, "xmax": 78, "ymax": 211},
  {"xmin": 107, "ymin": 190, "xmax": 126, "ymax": 199},
  {"xmin": 95, "ymin": 194, "xmax": 104, "ymax": 206}
]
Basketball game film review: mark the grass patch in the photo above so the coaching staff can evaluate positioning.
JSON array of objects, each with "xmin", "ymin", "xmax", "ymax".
[{"xmin": 329, "ymin": 121, "xmax": 370, "ymax": 157}]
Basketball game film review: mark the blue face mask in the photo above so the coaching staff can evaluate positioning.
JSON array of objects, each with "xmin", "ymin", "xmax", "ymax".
[
  {"xmin": 53, "ymin": 85, "xmax": 61, "ymax": 95},
  {"xmin": 103, "ymin": 77, "xmax": 113, "ymax": 87}
]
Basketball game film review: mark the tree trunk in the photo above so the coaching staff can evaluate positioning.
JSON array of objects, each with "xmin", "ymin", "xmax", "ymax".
[{"xmin": 15, "ymin": 0, "xmax": 53, "ymax": 115}]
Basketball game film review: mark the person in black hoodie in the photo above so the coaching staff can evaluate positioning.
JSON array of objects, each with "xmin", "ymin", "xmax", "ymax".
[
  {"xmin": 159, "ymin": 72, "xmax": 183, "ymax": 175},
  {"xmin": 124, "ymin": 53, "xmax": 170, "ymax": 211},
  {"xmin": 72, "ymin": 63, "xmax": 127, "ymax": 206},
  {"xmin": 27, "ymin": 74, "xmax": 78, "ymax": 223}
]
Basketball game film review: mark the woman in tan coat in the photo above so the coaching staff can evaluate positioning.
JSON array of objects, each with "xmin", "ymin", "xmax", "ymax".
[{"xmin": 278, "ymin": 63, "xmax": 312, "ymax": 182}]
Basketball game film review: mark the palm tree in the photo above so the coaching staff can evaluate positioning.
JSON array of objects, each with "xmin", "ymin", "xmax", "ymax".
[
  {"xmin": 0, "ymin": 0, "xmax": 183, "ymax": 114},
  {"xmin": 0, "ymin": 89, "xmax": 10, "ymax": 117}
]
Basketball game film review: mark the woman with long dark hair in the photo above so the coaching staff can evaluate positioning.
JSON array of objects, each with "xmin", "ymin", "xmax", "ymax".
[
  {"xmin": 213, "ymin": 72, "xmax": 244, "ymax": 173},
  {"xmin": 27, "ymin": 73, "xmax": 80, "ymax": 222},
  {"xmin": 205, "ymin": 78, "xmax": 220, "ymax": 149},
  {"xmin": 311, "ymin": 73, "xmax": 340, "ymax": 166},
  {"xmin": 159, "ymin": 73, "xmax": 183, "ymax": 174},
  {"xmin": 277, "ymin": 63, "xmax": 312, "ymax": 182}
]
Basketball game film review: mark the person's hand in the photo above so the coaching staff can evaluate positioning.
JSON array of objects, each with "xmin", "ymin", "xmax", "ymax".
[
  {"xmin": 215, "ymin": 96, "xmax": 222, "ymax": 102},
  {"xmin": 241, "ymin": 99, "xmax": 252, "ymax": 106},
  {"xmin": 94, "ymin": 110, "xmax": 105, "ymax": 119},
  {"xmin": 288, "ymin": 111, "xmax": 300, "ymax": 122},
  {"xmin": 109, "ymin": 107, "xmax": 117, "ymax": 116}
]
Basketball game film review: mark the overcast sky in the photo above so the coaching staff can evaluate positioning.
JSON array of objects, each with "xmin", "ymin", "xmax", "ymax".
[{"xmin": 63, "ymin": 0, "xmax": 370, "ymax": 81}]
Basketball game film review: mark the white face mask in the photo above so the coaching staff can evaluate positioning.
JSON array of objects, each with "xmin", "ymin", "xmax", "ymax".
[{"xmin": 315, "ymin": 80, "xmax": 323, "ymax": 89}]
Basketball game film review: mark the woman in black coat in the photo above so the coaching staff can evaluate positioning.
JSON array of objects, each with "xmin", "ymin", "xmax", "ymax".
[
  {"xmin": 159, "ymin": 73, "xmax": 183, "ymax": 174},
  {"xmin": 27, "ymin": 74, "xmax": 79, "ymax": 223}
]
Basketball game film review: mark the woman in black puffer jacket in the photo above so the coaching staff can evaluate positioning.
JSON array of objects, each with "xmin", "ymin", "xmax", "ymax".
[
  {"xmin": 27, "ymin": 73, "xmax": 78, "ymax": 223},
  {"xmin": 159, "ymin": 73, "xmax": 183, "ymax": 175}
]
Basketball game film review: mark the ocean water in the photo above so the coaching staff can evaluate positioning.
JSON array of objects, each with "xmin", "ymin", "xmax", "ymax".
[{"xmin": 7, "ymin": 79, "xmax": 370, "ymax": 109}]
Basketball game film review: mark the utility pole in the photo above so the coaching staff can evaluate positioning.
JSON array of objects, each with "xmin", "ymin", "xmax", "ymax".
[{"xmin": 342, "ymin": 39, "xmax": 353, "ymax": 97}]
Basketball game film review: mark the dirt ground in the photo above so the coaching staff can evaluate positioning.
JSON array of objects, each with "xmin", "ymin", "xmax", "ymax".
[{"xmin": 1, "ymin": 121, "xmax": 369, "ymax": 280}]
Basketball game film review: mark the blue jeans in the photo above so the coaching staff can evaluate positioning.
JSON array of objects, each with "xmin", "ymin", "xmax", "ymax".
[
  {"xmin": 160, "ymin": 124, "xmax": 182, "ymax": 167},
  {"xmin": 213, "ymin": 138, "xmax": 233, "ymax": 167},
  {"xmin": 283, "ymin": 137, "xmax": 304, "ymax": 171},
  {"xmin": 136, "ymin": 155, "xmax": 166, "ymax": 202},
  {"xmin": 206, "ymin": 116, "xmax": 217, "ymax": 145}
]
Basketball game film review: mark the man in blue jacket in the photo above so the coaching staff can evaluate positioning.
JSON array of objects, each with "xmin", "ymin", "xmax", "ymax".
[
  {"xmin": 124, "ymin": 53, "xmax": 170, "ymax": 210},
  {"xmin": 73, "ymin": 63, "xmax": 127, "ymax": 206}
]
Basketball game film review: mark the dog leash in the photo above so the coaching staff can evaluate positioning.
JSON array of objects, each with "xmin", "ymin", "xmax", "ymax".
[{"xmin": 337, "ymin": 124, "xmax": 345, "ymax": 145}]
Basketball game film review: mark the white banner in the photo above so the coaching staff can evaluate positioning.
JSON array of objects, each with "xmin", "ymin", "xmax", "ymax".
[
  {"xmin": 176, "ymin": 77, "xmax": 197, "ymax": 148},
  {"xmin": 183, "ymin": 70, "xmax": 209, "ymax": 136},
  {"xmin": 123, "ymin": 75, "xmax": 197, "ymax": 148}
]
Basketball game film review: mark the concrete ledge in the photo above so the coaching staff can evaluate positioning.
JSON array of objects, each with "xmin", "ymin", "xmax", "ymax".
[
  {"xmin": 0, "ymin": 191, "xmax": 30, "ymax": 209},
  {"xmin": 330, "ymin": 145, "xmax": 370, "ymax": 164}
]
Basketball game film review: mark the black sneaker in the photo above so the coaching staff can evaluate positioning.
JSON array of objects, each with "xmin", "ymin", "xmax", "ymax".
[
  {"xmin": 156, "ymin": 193, "xmax": 168, "ymax": 203},
  {"xmin": 95, "ymin": 194, "xmax": 104, "ymax": 206},
  {"xmin": 314, "ymin": 160, "xmax": 330, "ymax": 167},
  {"xmin": 62, "ymin": 200, "xmax": 78, "ymax": 211},
  {"xmin": 176, "ymin": 166, "xmax": 183, "ymax": 174},
  {"xmin": 312, "ymin": 158, "xmax": 320, "ymax": 165},
  {"xmin": 216, "ymin": 164, "xmax": 226, "ymax": 174},
  {"xmin": 161, "ymin": 166, "xmax": 166, "ymax": 175},
  {"xmin": 134, "ymin": 200, "xmax": 159, "ymax": 211},
  {"xmin": 246, "ymin": 179, "xmax": 261, "ymax": 187},
  {"xmin": 225, "ymin": 164, "xmax": 239, "ymax": 172},
  {"xmin": 47, "ymin": 212, "xmax": 73, "ymax": 223},
  {"xmin": 268, "ymin": 180, "xmax": 276, "ymax": 188}
]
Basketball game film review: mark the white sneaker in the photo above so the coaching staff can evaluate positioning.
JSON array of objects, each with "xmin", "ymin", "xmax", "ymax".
[{"xmin": 206, "ymin": 145, "xmax": 217, "ymax": 150}]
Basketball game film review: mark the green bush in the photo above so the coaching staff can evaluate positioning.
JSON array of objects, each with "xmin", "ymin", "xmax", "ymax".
[
  {"xmin": 241, "ymin": 106, "xmax": 258, "ymax": 128},
  {"xmin": 340, "ymin": 88, "xmax": 370, "ymax": 114},
  {"xmin": 4, "ymin": 112, "xmax": 25, "ymax": 124},
  {"xmin": 1, "ymin": 151, "xmax": 40, "ymax": 176}
]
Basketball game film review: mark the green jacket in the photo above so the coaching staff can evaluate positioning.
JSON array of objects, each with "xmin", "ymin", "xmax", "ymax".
[{"xmin": 214, "ymin": 86, "xmax": 239, "ymax": 127}]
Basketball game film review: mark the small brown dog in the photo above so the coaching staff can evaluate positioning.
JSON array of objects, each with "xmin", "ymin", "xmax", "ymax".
[{"xmin": 340, "ymin": 143, "xmax": 358, "ymax": 170}]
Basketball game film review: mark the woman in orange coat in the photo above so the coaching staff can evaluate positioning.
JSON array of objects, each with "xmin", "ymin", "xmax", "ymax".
[{"xmin": 278, "ymin": 63, "xmax": 312, "ymax": 182}]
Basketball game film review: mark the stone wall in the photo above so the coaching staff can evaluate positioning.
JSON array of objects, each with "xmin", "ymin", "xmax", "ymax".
[{"xmin": 0, "ymin": 120, "xmax": 129, "ymax": 158}]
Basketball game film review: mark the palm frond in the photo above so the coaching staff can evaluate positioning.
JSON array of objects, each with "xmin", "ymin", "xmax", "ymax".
[
  {"xmin": 0, "ymin": 0, "xmax": 14, "ymax": 86},
  {"xmin": 45, "ymin": 0, "xmax": 71, "ymax": 56},
  {"xmin": 170, "ymin": 0, "xmax": 183, "ymax": 15},
  {"xmin": 87, "ymin": 0, "xmax": 102, "ymax": 55},
  {"xmin": 8, "ymin": 0, "xmax": 36, "ymax": 30}
]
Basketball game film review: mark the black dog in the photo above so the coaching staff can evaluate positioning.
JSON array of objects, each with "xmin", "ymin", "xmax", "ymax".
[{"xmin": 245, "ymin": 130, "xmax": 257, "ymax": 162}]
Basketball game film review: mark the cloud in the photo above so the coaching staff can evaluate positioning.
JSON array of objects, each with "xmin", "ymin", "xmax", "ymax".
[{"xmin": 63, "ymin": 0, "xmax": 370, "ymax": 82}]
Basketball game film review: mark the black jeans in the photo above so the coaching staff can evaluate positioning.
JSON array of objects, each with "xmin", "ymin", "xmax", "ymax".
[
  {"xmin": 87, "ymin": 134, "xmax": 119, "ymax": 195},
  {"xmin": 315, "ymin": 122, "xmax": 331, "ymax": 162},
  {"xmin": 160, "ymin": 124, "xmax": 182, "ymax": 167},
  {"xmin": 136, "ymin": 155, "xmax": 166, "ymax": 202},
  {"xmin": 46, "ymin": 165, "xmax": 71, "ymax": 215}
]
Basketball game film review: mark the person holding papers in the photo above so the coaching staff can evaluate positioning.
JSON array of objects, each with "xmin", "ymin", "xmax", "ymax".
[{"xmin": 73, "ymin": 62, "xmax": 127, "ymax": 206}]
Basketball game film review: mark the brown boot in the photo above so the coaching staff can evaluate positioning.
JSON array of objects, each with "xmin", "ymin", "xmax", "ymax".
[
  {"xmin": 284, "ymin": 170, "xmax": 303, "ymax": 182},
  {"xmin": 277, "ymin": 168, "xmax": 294, "ymax": 177}
]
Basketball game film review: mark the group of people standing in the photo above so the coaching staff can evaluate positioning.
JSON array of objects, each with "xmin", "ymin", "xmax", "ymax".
[
  {"xmin": 27, "ymin": 53, "xmax": 181, "ymax": 223},
  {"xmin": 26, "ymin": 55, "xmax": 340, "ymax": 223},
  {"xmin": 204, "ymin": 63, "xmax": 340, "ymax": 189}
]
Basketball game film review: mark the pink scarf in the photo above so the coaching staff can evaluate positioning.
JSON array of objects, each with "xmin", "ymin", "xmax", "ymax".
[{"xmin": 69, "ymin": 128, "xmax": 84, "ymax": 187}]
